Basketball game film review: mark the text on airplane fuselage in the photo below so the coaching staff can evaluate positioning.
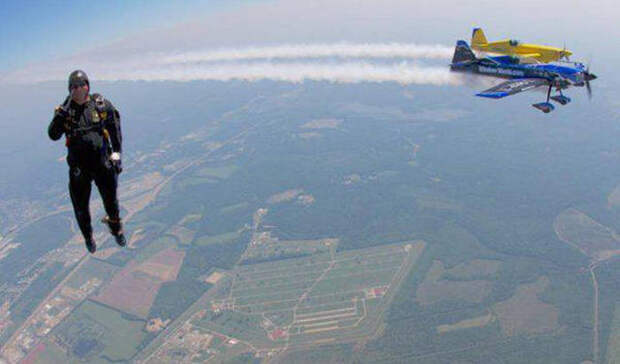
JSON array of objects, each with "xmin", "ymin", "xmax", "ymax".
[{"xmin": 478, "ymin": 66, "xmax": 525, "ymax": 77}]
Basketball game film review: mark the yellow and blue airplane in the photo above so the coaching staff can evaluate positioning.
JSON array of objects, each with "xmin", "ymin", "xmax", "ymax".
[
  {"xmin": 450, "ymin": 40, "xmax": 596, "ymax": 113},
  {"xmin": 471, "ymin": 28, "xmax": 572, "ymax": 63}
]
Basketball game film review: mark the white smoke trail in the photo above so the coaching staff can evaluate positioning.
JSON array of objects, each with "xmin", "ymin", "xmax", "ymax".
[
  {"xmin": 92, "ymin": 61, "xmax": 461, "ymax": 85},
  {"xmin": 160, "ymin": 43, "xmax": 453, "ymax": 64},
  {"xmin": 1, "ymin": 43, "xmax": 460, "ymax": 86}
]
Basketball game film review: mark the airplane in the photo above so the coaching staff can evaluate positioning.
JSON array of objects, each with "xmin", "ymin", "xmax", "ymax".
[
  {"xmin": 450, "ymin": 40, "xmax": 596, "ymax": 113},
  {"xmin": 471, "ymin": 28, "xmax": 572, "ymax": 63}
]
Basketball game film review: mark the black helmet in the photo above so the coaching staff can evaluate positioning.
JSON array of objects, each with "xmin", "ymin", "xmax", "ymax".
[{"xmin": 68, "ymin": 70, "xmax": 89, "ymax": 91}]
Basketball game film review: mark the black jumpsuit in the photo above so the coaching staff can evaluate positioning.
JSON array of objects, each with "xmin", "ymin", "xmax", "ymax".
[{"xmin": 48, "ymin": 94, "xmax": 122, "ymax": 241}]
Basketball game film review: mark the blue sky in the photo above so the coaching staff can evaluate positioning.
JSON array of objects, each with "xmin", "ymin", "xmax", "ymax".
[
  {"xmin": 0, "ymin": 0, "xmax": 251, "ymax": 71},
  {"xmin": 1, "ymin": 0, "xmax": 617, "ymax": 84}
]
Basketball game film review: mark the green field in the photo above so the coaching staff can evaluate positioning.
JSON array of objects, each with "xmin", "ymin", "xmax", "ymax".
[
  {"xmin": 53, "ymin": 300, "xmax": 147, "ymax": 362},
  {"xmin": 240, "ymin": 238, "xmax": 335, "ymax": 264},
  {"xmin": 607, "ymin": 304, "xmax": 620, "ymax": 364},
  {"xmin": 134, "ymin": 235, "xmax": 177, "ymax": 263},
  {"xmin": 178, "ymin": 213, "xmax": 202, "ymax": 226},
  {"xmin": 175, "ymin": 176, "xmax": 218, "ymax": 190},
  {"xmin": 554, "ymin": 208, "xmax": 620, "ymax": 258},
  {"xmin": 195, "ymin": 165, "xmax": 239, "ymax": 179},
  {"xmin": 64, "ymin": 259, "xmax": 119, "ymax": 290},
  {"xmin": 194, "ymin": 230, "xmax": 242, "ymax": 247},
  {"xmin": 32, "ymin": 339, "xmax": 74, "ymax": 364},
  {"xmin": 195, "ymin": 242, "xmax": 425, "ymax": 350},
  {"xmin": 220, "ymin": 202, "xmax": 250, "ymax": 215}
]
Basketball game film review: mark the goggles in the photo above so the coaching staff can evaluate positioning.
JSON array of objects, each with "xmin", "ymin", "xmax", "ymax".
[{"xmin": 70, "ymin": 80, "xmax": 88, "ymax": 90}]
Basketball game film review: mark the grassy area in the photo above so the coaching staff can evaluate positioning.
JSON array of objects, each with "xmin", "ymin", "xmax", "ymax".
[
  {"xmin": 178, "ymin": 213, "xmax": 202, "ymax": 226},
  {"xmin": 220, "ymin": 202, "xmax": 250, "ymax": 215},
  {"xmin": 241, "ymin": 239, "xmax": 335, "ymax": 264},
  {"xmin": 64, "ymin": 259, "xmax": 119, "ymax": 290},
  {"xmin": 554, "ymin": 208, "xmax": 619, "ymax": 258},
  {"xmin": 493, "ymin": 276, "xmax": 559, "ymax": 336},
  {"xmin": 437, "ymin": 312, "xmax": 495, "ymax": 334},
  {"xmin": 175, "ymin": 176, "xmax": 218, "ymax": 190},
  {"xmin": 416, "ymin": 261, "xmax": 493, "ymax": 306},
  {"xmin": 197, "ymin": 242, "xmax": 424, "ymax": 348},
  {"xmin": 195, "ymin": 165, "xmax": 239, "ymax": 179},
  {"xmin": 32, "ymin": 339, "xmax": 73, "ymax": 364},
  {"xmin": 197, "ymin": 310, "xmax": 269, "ymax": 345},
  {"xmin": 166, "ymin": 225, "xmax": 195, "ymax": 245},
  {"xmin": 1, "ymin": 214, "xmax": 73, "ymax": 286},
  {"xmin": 414, "ymin": 194, "xmax": 462, "ymax": 212},
  {"xmin": 606, "ymin": 304, "xmax": 620, "ymax": 363},
  {"xmin": 279, "ymin": 343, "xmax": 354, "ymax": 364},
  {"xmin": 8, "ymin": 263, "xmax": 66, "ymax": 331},
  {"xmin": 194, "ymin": 230, "xmax": 242, "ymax": 247},
  {"xmin": 53, "ymin": 300, "xmax": 146, "ymax": 362},
  {"xmin": 134, "ymin": 235, "xmax": 177, "ymax": 263},
  {"xmin": 442, "ymin": 259, "xmax": 502, "ymax": 280}
]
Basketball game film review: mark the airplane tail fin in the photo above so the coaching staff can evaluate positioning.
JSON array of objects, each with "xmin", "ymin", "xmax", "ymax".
[
  {"xmin": 471, "ymin": 28, "xmax": 488, "ymax": 47},
  {"xmin": 451, "ymin": 40, "xmax": 476, "ymax": 63}
]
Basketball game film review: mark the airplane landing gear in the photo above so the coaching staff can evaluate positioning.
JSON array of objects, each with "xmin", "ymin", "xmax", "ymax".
[
  {"xmin": 532, "ymin": 102, "xmax": 555, "ymax": 113},
  {"xmin": 550, "ymin": 95, "xmax": 571, "ymax": 105},
  {"xmin": 532, "ymin": 84, "xmax": 555, "ymax": 113},
  {"xmin": 550, "ymin": 89, "xmax": 571, "ymax": 105}
]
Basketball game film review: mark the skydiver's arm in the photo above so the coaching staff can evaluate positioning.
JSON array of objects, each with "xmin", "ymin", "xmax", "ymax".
[
  {"xmin": 48, "ymin": 116, "xmax": 65, "ymax": 140},
  {"xmin": 48, "ymin": 98, "xmax": 70, "ymax": 141},
  {"xmin": 105, "ymin": 101, "xmax": 122, "ymax": 153}
]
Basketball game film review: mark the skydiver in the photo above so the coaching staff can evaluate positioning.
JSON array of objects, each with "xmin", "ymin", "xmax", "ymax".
[{"xmin": 48, "ymin": 70, "xmax": 126, "ymax": 253}]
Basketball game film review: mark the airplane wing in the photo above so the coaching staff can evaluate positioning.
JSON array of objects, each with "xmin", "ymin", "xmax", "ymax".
[
  {"xmin": 519, "ymin": 53, "xmax": 541, "ymax": 59},
  {"xmin": 476, "ymin": 78, "xmax": 549, "ymax": 99},
  {"xmin": 518, "ymin": 54, "xmax": 543, "ymax": 64}
]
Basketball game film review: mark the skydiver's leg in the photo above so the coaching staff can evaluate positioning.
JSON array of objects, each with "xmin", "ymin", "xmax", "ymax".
[
  {"xmin": 94, "ymin": 165, "xmax": 125, "ymax": 246},
  {"xmin": 94, "ymin": 165, "xmax": 120, "ymax": 223},
  {"xmin": 69, "ymin": 167, "xmax": 93, "ymax": 241}
]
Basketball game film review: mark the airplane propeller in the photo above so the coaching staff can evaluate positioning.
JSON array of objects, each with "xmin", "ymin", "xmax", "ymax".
[{"xmin": 584, "ymin": 61, "xmax": 596, "ymax": 100}]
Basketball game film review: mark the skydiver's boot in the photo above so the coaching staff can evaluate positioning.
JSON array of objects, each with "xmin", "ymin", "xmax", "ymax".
[
  {"xmin": 101, "ymin": 216, "xmax": 126, "ymax": 247},
  {"xmin": 85, "ymin": 235, "xmax": 97, "ymax": 254}
]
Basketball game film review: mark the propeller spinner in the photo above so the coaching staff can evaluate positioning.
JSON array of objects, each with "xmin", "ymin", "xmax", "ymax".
[{"xmin": 584, "ymin": 64, "xmax": 596, "ymax": 99}]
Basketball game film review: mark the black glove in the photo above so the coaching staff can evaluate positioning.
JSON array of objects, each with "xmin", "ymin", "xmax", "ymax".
[
  {"xmin": 55, "ymin": 95, "xmax": 72, "ymax": 119},
  {"xmin": 54, "ymin": 104, "xmax": 70, "ymax": 119},
  {"xmin": 110, "ymin": 152, "xmax": 123, "ymax": 174},
  {"xmin": 114, "ymin": 160, "xmax": 123, "ymax": 174}
]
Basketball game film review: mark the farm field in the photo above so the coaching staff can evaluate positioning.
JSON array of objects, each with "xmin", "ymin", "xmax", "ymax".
[
  {"xmin": 493, "ymin": 276, "xmax": 559, "ymax": 336},
  {"xmin": 195, "ymin": 241, "xmax": 425, "ymax": 351},
  {"xmin": 91, "ymin": 248, "xmax": 185, "ymax": 318},
  {"xmin": 554, "ymin": 208, "xmax": 620, "ymax": 260},
  {"xmin": 240, "ymin": 238, "xmax": 336, "ymax": 264},
  {"xmin": 52, "ymin": 300, "xmax": 146, "ymax": 362}
]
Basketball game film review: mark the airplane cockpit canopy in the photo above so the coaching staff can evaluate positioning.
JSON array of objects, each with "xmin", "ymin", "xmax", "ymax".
[{"xmin": 509, "ymin": 39, "xmax": 520, "ymax": 46}]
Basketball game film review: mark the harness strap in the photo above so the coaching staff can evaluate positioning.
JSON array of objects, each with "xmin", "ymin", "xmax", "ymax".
[{"xmin": 64, "ymin": 94, "xmax": 111, "ymax": 148}]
